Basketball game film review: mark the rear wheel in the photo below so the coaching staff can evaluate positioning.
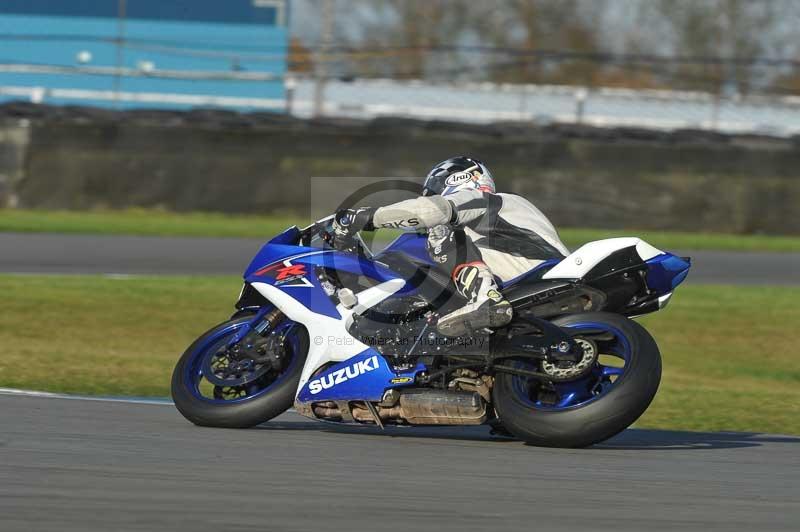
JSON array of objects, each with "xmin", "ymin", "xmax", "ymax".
[
  {"xmin": 171, "ymin": 312, "xmax": 308, "ymax": 428},
  {"xmin": 492, "ymin": 312, "xmax": 661, "ymax": 447}
]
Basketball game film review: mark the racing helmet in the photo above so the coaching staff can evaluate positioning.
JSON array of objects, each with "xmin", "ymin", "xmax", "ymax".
[{"xmin": 422, "ymin": 156, "xmax": 496, "ymax": 197}]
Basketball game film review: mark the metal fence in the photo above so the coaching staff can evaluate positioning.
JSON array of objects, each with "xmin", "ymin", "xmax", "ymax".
[
  {"xmin": 7, "ymin": 75, "xmax": 800, "ymax": 137},
  {"xmin": 292, "ymin": 77, "xmax": 800, "ymax": 136}
]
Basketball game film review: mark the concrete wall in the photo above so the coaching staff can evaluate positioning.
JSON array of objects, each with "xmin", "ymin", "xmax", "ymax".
[
  {"xmin": 2, "ymin": 103, "xmax": 800, "ymax": 234},
  {"xmin": 0, "ymin": 120, "xmax": 28, "ymax": 208}
]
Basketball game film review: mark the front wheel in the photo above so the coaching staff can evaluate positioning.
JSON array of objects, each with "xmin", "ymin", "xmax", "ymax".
[
  {"xmin": 171, "ymin": 312, "xmax": 308, "ymax": 428},
  {"xmin": 492, "ymin": 312, "xmax": 661, "ymax": 448}
]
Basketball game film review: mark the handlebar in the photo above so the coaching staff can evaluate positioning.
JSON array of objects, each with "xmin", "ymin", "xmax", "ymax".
[{"xmin": 299, "ymin": 217, "xmax": 372, "ymax": 258}]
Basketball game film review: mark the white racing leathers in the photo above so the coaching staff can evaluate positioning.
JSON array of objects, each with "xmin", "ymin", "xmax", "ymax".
[{"xmin": 373, "ymin": 190, "xmax": 569, "ymax": 283}]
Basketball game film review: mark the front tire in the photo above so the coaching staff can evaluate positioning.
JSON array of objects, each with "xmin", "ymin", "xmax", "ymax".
[
  {"xmin": 493, "ymin": 312, "xmax": 661, "ymax": 448},
  {"xmin": 171, "ymin": 315, "xmax": 308, "ymax": 428}
]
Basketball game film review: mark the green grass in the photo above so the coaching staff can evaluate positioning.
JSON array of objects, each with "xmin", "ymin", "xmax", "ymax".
[
  {"xmin": 0, "ymin": 274, "xmax": 798, "ymax": 435},
  {"xmin": 560, "ymin": 227, "xmax": 800, "ymax": 253},
  {"xmin": 0, "ymin": 274, "xmax": 239, "ymax": 397},
  {"xmin": 0, "ymin": 208, "xmax": 304, "ymax": 239},
  {"xmin": 3, "ymin": 208, "xmax": 800, "ymax": 252},
  {"xmin": 636, "ymin": 285, "xmax": 800, "ymax": 434}
]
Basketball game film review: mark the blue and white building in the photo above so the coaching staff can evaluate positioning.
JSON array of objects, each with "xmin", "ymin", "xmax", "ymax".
[{"xmin": 0, "ymin": 0, "xmax": 289, "ymax": 110}]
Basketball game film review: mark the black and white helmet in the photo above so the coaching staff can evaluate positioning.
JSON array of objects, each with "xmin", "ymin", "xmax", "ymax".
[{"xmin": 422, "ymin": 156, "xmax": 496, "ymax": 197}]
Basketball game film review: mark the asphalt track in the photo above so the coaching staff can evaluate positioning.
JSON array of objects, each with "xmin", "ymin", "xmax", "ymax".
[
  {"xmin": 1, "ymin": 232, "xmax": 799, "ymax": 284},
  {"xmin": 1, "ymin": 393, "xmax": 798, "ymax": 532}
]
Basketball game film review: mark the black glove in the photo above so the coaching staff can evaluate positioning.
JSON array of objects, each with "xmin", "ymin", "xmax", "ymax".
[{"xmin": 331, "ymin": 207, "xmax": 375, "ymax": 249}]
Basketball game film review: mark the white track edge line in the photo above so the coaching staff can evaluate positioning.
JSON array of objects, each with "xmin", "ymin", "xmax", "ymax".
[
  {"xmin": 0, "ymin": 387, "xmax": 299, "ymax": 414},
  {"xmin": 0, "ymin": 387, "xmax": 174, "ymax": 405}
]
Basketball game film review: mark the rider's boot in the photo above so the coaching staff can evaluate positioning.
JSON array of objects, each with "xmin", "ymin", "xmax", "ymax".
[{"xmin": 437, "ymin": 262, "xmax": 513, "ymax": 337}]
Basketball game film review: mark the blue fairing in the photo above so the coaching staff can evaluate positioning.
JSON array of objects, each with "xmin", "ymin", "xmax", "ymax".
[
  {"xmin": 296, "ymin": 350, "xmax": 421, "ymax": 403},
  {"xmin": 377, "ymin": 232, "xmax": 433, "ymax": 264},
  {"xmin": 645, "ymin": 253, "xmax": 691, "ymax": 293},
  {"xmin": 256, "ymin": 264, "xmax": 343, "ymax": 318},
  {"xmin": 244, "ymin": 243, "xmax": 319, "ymax": 278},
  {"xmin": 268, "ymin": 226, "xmax": 302, "ymax": 245},
  {"xmin": 247, "ymin": 249, "xmax": 404, "ymax": 285},
  {"xmin": 244, "ymin": 236, "xmax": 413, "ymax": 319}
]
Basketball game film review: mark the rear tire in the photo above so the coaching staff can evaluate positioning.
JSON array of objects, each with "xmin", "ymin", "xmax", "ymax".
[
  {"xmin": 493, "ymin": 312, "xmax": 661, "ymax": 448},
  {"xmin": 171, "ymin": 316, "xmax": 308, "ymax": 428}
]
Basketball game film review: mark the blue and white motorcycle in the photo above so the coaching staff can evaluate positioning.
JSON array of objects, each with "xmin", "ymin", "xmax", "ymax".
[{"xmin": 171, "ymin": 218, "xmax": 690, "ymax": 447}]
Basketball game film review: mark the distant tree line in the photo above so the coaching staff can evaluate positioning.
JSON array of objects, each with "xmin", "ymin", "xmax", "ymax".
[{"xmin": 289, "ymin": 0, "xmax": 800, "ymax": 96}]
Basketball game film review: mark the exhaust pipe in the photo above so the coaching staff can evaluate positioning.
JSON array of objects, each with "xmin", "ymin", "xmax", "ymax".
[
  {"xmin": 313, "ymin": 389, "xmax": 488, "ymax": 425},
  {"xmin": 396, "ymin": 389, "xmax": 487, "ymax": 425}
]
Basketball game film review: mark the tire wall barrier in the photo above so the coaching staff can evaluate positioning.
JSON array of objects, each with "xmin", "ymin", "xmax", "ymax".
[{"xmin": 2, "ymin": 103, "xmax": 799, "ymax": 234}]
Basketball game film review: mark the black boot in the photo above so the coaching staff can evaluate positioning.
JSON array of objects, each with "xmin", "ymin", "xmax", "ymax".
[{"xmin": 437, "ymin": 262, "xmax": 512, "ymax": 337}]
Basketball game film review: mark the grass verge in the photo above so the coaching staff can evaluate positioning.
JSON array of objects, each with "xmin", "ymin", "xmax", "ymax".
[
  {"xmin": 0, "ymin": 274, "xmax": 797, "ymax": 435},
  {"xmin": 0, "ymin": 208, "xmax": 304, "ymax": 239},
  {"xmin": 3, "ymin": 208, "xmax": 800, "ymax": 252}
]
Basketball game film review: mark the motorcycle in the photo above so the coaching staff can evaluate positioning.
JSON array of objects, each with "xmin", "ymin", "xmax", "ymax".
[{"xmin": 171, "ymin": 217, "xmax": 690, "ymax": 447}]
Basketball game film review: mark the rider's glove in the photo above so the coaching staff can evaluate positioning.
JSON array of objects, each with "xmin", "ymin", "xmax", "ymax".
[{"xmin": 331, "ymin": 207, "xmax": 375, "ymax": 249}]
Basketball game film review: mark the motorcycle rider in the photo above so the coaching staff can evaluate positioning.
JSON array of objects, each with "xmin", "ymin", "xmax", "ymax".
[{"xmin": 332, "ymin": 156, "xmax": 570, "ymax": 337}]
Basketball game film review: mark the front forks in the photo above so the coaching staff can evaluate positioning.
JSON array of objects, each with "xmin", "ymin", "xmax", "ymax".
[{"xmin": 227, "ymin": 305, "xmax": 278, "ymax": 348}]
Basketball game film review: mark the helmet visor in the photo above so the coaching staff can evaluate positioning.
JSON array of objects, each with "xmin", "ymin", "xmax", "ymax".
[{"xmin": 421, "ymin": 172, "xmax": 448, "ymax": 196}]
